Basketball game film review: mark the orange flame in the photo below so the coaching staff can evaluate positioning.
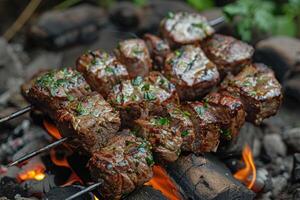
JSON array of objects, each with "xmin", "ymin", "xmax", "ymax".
[
  {"xmin": 50, "ymin": 148, "xmax": 82, "ymax": 186},
  {"xmin": 43, "ymin": 120, "xmax": 62, "ymax": 139},
  {"xmin": 145, "ymin": 165, "xmax": 181, "ymax": 200},
  {"xmin": 234, "ymin": 145, "xmax": 256, "ymax": 189},
  {"xmin": 18, "ymin": 165, "xmax": 46, "ymax": 181}
]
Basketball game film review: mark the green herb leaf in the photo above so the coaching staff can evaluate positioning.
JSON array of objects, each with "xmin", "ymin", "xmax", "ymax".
[
  {"xmin": 195, "ymin": 106, "xmax": 206, "ymax": 116},
  {"xmin": 144, "ymin": 91, "xmax": 156, "ymax": 101},
  {"xmin": 153, "ymin": 117, "xmax": 170, "ymax": 126},
  {"xmin": 221, "ymin": 129, "xmax": 232, "ymax": 140},
  {"xmin": 145, "ymin": 156, "xmax": 155, "ymax": 166},
  {"xmin": 76, "ymin": 102, "xmax": 89, "ymax": 115},
  {"xmin": 181, "ymin": 130, "xmax": 189, "ymax": 137},
  {"xmin": 132, "ymin": 76, "xmax": 143, "ymax": 86},
  {"xmin": 105, "ymin": 66, "xmax": 114, "ymax": 73},
  {"xmin": 167, "ymin": 11, "xmax": 174, "ymax": 19},
  {"xmin": 141, "ymin": 83, "xmax": 150, "ymax": 91}
]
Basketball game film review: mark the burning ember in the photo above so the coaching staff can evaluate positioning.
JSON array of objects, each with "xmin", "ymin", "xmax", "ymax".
[
  {"xmin": 43, "ymin": 120, "xmax": 62, "ymax": 139},
  {"xmin": 234, "ymin": 144, "xmax": 256, "ymax": 190},
  {"xmin": 18, "ymin": 165, "xmax": 45, "ymax": 181},
  {"xmin": 146, "ymin": 165, "xmax": 181, "ymax": 200}
]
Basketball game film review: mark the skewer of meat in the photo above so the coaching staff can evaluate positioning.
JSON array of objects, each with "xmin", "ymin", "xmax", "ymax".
[{"xmin": 0, "ymin": 12, "xmax": 221, "ymax": 124}]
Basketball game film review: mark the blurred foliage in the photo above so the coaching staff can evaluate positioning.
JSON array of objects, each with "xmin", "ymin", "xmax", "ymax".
[
  {"xmin": 223, "ymin": 0, "xmax": 300, "ymax": 41},
  {"xmin": 187, "ymin": 0, "xmax": 214, "ymax": 11}
]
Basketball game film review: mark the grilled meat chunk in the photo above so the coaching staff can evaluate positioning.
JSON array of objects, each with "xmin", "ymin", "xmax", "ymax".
[
  {"xmin": 22, "ymin": 68, "xmax": 91, "ymax": 119},
  {"xmin": 107, "ymin": 72, "xmax": 179, "ymax": 127},
  {"xmin": 165, "ymin": 103, "xmax": 196, "ymax": 152},
  {"xmin": 183, "ymin": 101, "xmax": 220, "ymax": 152},
  {"xmin": 143, "ymin": 34, "xmax": 171, "ymax": 69},
  {"xmin": 76, "ymin": 50, "xmax": 129, "ymax": 98},
  {"xmin": 88, "ymin": 134, "xmax": 154, "ymax": 200},
  {"xmin": 134, "ymin": 116, "xmax": 182, "ymax": 162},
  {"xmin": 114, "ymin": 39, "xmax": 152, "ymax": 78},
  {"xmin": 160, "ymin": 12, "xmax": 214, "ymax": 47},
  {"xmin": 221, "ymin": 63, "xmax": 283, "ymax": 125},
  {"xmin": 204, "ymin": 92, "xmax": 245, "ymax": 140},
  {"xmin": 164, "ymin": 45, "xmax": 219, "ymax": 101},
  {"xmin": 202, "ymin": 34, "xmax": 254, "ymax": 76},
  {"xmin": 55, "ymin": 92, "xmax": 121, "ymax": 155}
]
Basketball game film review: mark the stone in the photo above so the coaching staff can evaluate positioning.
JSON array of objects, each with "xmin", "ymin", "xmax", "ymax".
[
  {"xmin": 263, "ymin": 134, "xmax": 287, "ymax": 159},
  {"xmin": 254, "ymin": 36, "xmax": 300, "ymax": 82},
  {"xmin": 284, "ymin": 75, "xmax": 300, "ymax": 103},
  {"xmin": 271, "ymin": 176, "xmax": 287, "ymax": 197},
  {"xmin": 252, "ymin": 168, "xmax": 272, "ymax": 193},
  {"xmin": 293, "ymin": 153, "xmax": 300, "ymax": 183},
  {"xmin": 28, "ymin": 4, "xmax": 107, "ymax": 49},
  {"xmin": 0, "ymin": 38, "xmax": 24, "ymax": 94},
  {"xmin": 283, "ymin": 128, "xmax": 300, "ymax": 152},
  {"xmin": 24, "ymin": 51, "xmax": 62, "ymax": 80}
]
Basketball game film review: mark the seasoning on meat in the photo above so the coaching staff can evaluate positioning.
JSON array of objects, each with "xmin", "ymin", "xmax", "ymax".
[
  {"xmin": 55, "ymin": 92, "xmax": 121, "ymax": 155},
  {"xmin": 202, "ymin": 34, "xmax": 254, "ymax": 76},
  {"xmin": 164, "ymin": 45, "xmax": 219, "ymax": 101},
  {"xmin": 160, "ymin": 11, "xmax": 214, "ymax": 47},
  {"xmin": 165, "ymin": 103, "xmax": 196, "ymax": 152},
  {"xmin": 107, "ymin": 72, "xmax": 179, "ymax": 127},
  {"xmin": 76, "ymin": 50, "xmax": 129, "ymax": 98},
  {"xmin": 143, "ymin": 33, "xmax": 171, "ymax": 69},
  {"xmin": 114, "ymin": 39, "xmax": 152, "ymax": 78},
  {"xmin": 22, "ymin": 68, "xmax": 91, "ymax": 119},
  {"xmin": 221, "ymin": 63, "xmax": 283, "ymax": 125},
  {"xmin": 204, "ymin": 92, "xmax": 245, "ymax": 140},
  {"xmin": 183, "ymin": 101, "xmax": 220, "ymax": 152},
  {"xmin": 134, "ymin": 115, "xmax": 182, "ymax": 162},
  {"xmin": 88, "ymin": 133, "xmax": 154, "ymax": 200}
]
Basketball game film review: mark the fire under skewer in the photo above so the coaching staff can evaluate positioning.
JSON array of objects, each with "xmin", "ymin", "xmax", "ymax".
[
  {"xmin": 0, "ymin": 16, "xmax": 226, "ymax": 125},
  {"xmin": 65, "ymin": 181, "xmax": 103, "ymax": 200}
]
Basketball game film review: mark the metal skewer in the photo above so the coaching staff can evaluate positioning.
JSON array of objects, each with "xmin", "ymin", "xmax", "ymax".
[
  {"xmin": 208, "ymin": 16, "xmax": 225, "ymax": 26},
  {"xmin": 7, "ymin": 137, "xmax": 68, "ymax": 167},
  {"xmin": 0, "ymin": 105, "xmax": 33, "ymax": 124},
  {"xmin": 65, "ymin": 181, "xmax": 103, "ymax": 200}
]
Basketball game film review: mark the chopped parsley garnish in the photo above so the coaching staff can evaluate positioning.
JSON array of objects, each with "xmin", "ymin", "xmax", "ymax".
[
  {"xmin": 132, "ymin": 76, "xmax": 143, "ymax": 86},
  {"xmin": 242, "ymin": 81, "xmax": 253, "ymax": 87},
  {"xmin": 181, "ymin": 130, "xmax": 189, "ymax": 137},
  {"xmin": 249, "ymin": 91, "xmax": 257, "ymax": 96},
  {"xmin": 91, "ymin": 58, "xmax": 99, "ymax": 65},
  {"xmin": 191, "ymin": 22, "xmax": 204, "ymax": 29},
  {"xmin": 221, "ymin": 129, "xmax": 232, "ymax": 140},
  {"xmin": 195, "ymin": 106, "xmax": 206, "ymax": 116},
  {"xmin": 116, "ymin": 95, "xmax": 123, "ymax": 104},
  {"xmin": 76, "ymin": 102, "xmax": 89, "ymax": 115},
  {"xmin": 183, "ymin": 111, "xmax": 191, "ymax": 118},
  {"xmin": 132, "ymin": 46, "xmax": 143, "ymax": 55},
  {"xmin": 105, "ymin": 66, "xmax": 114, "ymax": 73},
  {"xmin": 153, "ymin": 117, "xmax": 170, "ymax": 126},
  {"xmin": 67, "ymin": 94, "xmax": 75, "ymax": 101},
  {"xmin": 144, "ymin": 91, "xmax": 156, "ymax": 101},
  {"xmin": 141, "ymin": 83, "xmax": 150, "ymax": 91},
  {"xmin": 175, "ymin": 49, "xmax": 182, "ymax": 57},
  {"xmin": 167, "ymin": 11, "xmax": 174, "ymax": 19},
  {"xmin": 145, "ymin": 156, "xmax": 155, "ymax": 166}
]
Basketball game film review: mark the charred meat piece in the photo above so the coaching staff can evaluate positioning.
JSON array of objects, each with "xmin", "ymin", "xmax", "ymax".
[
  {"xmin": 134, "ymin": 116, "xmax": 182, "ymax": 162},
  {"xmin": 114, "ymin": 39, "xmax": 152, "ymax": 78},
  {"xmin": 143, "ymin": 33, "xmax": 171, "ymax": 69},
  {"xmin": 160, "ymin": 12, "xmax": 214, "ymax": 47},
  {"xmin": 55, "ymin": 92, "xmax": 121, "ymax": 155},
  {"xmin": 22, "ymin": 68, "xmax": 91, "ymax": 119},
  {"xmin": 164, "ymin": 45, "xmax": 219, "ymax": 101},
  {"xmin": 107, "ymin": 72, "xmax": 179, "ymax": 127},
  {"xmin": 183, "ymin": 101, "xmax": 220, "ymax": 152},
  {"xmin": 202, "ymin": 34, "xmax": 254, "ymax": 76},
  {"xmin": 76, "ymin": 50, "xmax": 129, "ymax": 98},
  {"xmin": 165, "ymin": 103, "xmax": 196, "ymax": 152},
  {"xmin": 204, "ymin": 92, "xmax": 245, "ymax": 140},
  {"xmin": 88, "ymin": 134, "xmax": 154, "ymax": 200},
  {"xmin": 221, "ymin": 63, "xmax": 283, "ymax": 125}
]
